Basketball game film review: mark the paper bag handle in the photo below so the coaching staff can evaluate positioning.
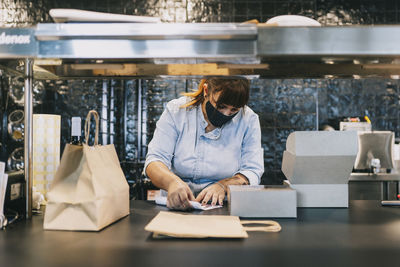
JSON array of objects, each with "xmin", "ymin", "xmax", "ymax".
[
  {"xmin": 84, "ymin": 110, "xmax": 99, "ymax": 146},
  {"xmin": 241, "ymin": 220, "xmax": 282, "ymax": 232}
]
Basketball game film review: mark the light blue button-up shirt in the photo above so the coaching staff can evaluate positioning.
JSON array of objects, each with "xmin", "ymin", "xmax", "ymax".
[{"xmin": 144, "ymin": 96, "xmax": 264, "ymax": 188}]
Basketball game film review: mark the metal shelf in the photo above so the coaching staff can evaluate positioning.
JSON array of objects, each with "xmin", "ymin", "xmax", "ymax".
[{"xmin": 3, "ymin": 24, "xmax": 400, "ymax": 78}]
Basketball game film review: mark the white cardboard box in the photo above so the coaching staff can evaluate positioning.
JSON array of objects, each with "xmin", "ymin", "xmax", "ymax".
[
  {"xmin": 282, "ymin": 131, "xmax": 358, "ymax": 184},
  {"xmin": 229, "ymin": 184, "xmax": 297, "ymax": 218},
  {"xmin": 290, "ymin": 184, "xmax": 348, "ymax": 208},
  {"xmin": 282, "ymin": 150, "xmax": 356, "ymax": 184}
]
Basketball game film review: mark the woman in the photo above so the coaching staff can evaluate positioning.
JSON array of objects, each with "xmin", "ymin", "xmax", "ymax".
[{"xmin": 144, "ymin": 77, "xmax": 264, "ymax": 210}]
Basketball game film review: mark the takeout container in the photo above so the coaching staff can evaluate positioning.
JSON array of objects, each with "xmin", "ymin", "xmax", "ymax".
[{"xmin": 281, "ymin": 131, "xmax": 358, "ymax": 208}]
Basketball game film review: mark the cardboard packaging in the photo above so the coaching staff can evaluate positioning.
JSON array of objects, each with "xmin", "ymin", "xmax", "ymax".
[
  {"xmin": 290, "ymin": 184, "xmax": 348, "ymax": 208},
  {"xmin": 281, "ymin": 131, "xmax": 358, "ymax": 208},
  {"xmin": 229, "ymin": 184, "xmax": 297, "ymax": 218},
  {"xmin": 282, "ymin": 131, "xmax": 358, "ymax": 184}
]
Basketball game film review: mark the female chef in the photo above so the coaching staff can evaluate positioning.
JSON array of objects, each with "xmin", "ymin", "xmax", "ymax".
[{"xmin": 144, "ymin": 77, "xmax": 264, "ymax": 210}]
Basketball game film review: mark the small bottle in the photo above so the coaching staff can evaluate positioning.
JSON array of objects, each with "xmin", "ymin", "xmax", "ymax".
[{"xmin": 70, "ymin": 117, "xmax": 82, "ymax": 145}]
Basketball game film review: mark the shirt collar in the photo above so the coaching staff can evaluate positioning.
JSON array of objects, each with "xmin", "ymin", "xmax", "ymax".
[{"xmin": 231, "ymin": 107, "xmax": 244, "ymax": 124}]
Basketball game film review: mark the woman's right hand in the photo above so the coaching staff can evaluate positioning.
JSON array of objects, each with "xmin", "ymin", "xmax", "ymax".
[{"xmin": 166, "ymin": 180, "xmax": 195, "ymax": 210}]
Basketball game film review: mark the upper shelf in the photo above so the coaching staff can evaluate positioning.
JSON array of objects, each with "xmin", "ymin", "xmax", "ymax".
[{"xmin": 1, "ymin": 23, "xmax": 400, "ymax": 78}]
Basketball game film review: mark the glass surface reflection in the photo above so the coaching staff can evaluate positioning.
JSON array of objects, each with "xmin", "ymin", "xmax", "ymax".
[
  {"xmin": 7, "ymin": 147, "xmax": 24, "ymax": 171},
  {"xmin": 7, "ymin": 109, "xmax": 24, "ymax": 142},
  {"xmin": 8, "ymin": 76, "xmax": 45, "ymax": 106}
]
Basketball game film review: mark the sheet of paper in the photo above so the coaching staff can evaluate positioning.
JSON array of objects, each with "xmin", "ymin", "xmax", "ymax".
[
  {"xmin": 0, "ymin": 162, "xmax": 5, "ymax": 214},
  {"xmin": 0, "ymin": 162, "xmax": 7, "ymax": 228},
  {"xmin": 0, "ymin": 174, "xmax": 7, "ymax": 214},
  {"xmin": 155, "ymin": 196, "xmax": 222, "ymax": 211}
]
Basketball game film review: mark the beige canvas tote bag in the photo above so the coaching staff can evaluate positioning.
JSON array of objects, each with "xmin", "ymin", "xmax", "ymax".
[
  {"xmin": 145, "ymin": 211, "xmax": 281, "ymax": 238},
  {"xmin": 44, "ymin": 110, "xmax": 129, "ymax": 231}
]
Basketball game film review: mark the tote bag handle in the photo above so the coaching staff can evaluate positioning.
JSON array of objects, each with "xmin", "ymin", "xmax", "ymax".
[
  {"xmin": 241, "ymin": 220, "xmax": 282, "ymax": 232},
  {"xmin": 84, "ymin": 110, "xmax": 100, "ymax": 146}
]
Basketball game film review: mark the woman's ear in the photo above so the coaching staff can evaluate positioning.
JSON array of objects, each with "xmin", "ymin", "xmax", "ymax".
[{"xmin": 203, "ymin": 83, "xmax": 208, "ymax": 97}]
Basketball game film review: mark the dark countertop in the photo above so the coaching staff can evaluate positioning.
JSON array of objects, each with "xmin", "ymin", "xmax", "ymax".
[{"xmin": 1, "ymin": 200, "xmax": 400, "ymax": 267}]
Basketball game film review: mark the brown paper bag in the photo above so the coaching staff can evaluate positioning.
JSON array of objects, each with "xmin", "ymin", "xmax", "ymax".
[
  {"xmin": 144, "ymin": 211, "xmax": 281, "ymax": 238},
  {"xmin": 43, "ymin": 110, "xmax": 129, "ymax": 231}
]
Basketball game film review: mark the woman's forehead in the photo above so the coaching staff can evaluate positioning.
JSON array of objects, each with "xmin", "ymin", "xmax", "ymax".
[{"xmin": 211, "ymin": 93, "xmax": 238, "ymax": 109}]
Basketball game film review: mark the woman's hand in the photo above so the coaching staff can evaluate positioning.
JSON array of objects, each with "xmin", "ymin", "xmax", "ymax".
[
  {"xmin": 167, "ymin": 180, "xmax": 195, "ymax": 211},
  {"xmin": 195, "ymin": 183, "xmax": 226, "ymax": 206}
]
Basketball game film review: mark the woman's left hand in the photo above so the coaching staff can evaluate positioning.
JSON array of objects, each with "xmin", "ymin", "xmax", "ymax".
[{"xmin": 195, "ymin": 183, "xmax": 226, "ymax": 206}]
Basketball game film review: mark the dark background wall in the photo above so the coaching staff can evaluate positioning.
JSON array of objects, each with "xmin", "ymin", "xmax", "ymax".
[
  {"xmin": 1, "ymin": 0, "xmax": 400, "ymax": 185},
  {"xmin": 1, "ymin": 0, "xmax": 400, "ymax": 25}
]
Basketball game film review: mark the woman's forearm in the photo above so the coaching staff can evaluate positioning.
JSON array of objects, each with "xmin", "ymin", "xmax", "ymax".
[
  {"xmin": 145, "ymin": 161, "xmax": 183, "ymax": 190},
  {"xmin": 217, "ymin": 173, "xmax": 249, "ymax": 191},
  {"xmin": 194, "ymin": 173, "xmax": 249, "ymax": 205},
  {"xmin": 146, "ymin": 161, "xmax": 195, "ymax": 209}
]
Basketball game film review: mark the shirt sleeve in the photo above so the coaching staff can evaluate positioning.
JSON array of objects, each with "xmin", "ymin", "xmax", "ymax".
[
  {"xmin": 236, "ymin": 113, "xmax": 264, "ymax": 185},
  {"xmin": 144, "ymin": 105, "xmax": 179, "ymax": 175}
]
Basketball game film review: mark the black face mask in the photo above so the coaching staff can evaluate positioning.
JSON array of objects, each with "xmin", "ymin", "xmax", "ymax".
[{"xmin": 205, "ymin": 100, "xmax": 237, "ymax": 128}]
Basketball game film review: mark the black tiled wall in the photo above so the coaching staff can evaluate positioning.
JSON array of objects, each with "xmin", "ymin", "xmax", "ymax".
[
  {"xmin": 250, "ymin": 79, "xmax": 400, "ymax": 183},
  {"xmin": 1, "ymin": 0, "xmax": 400, "ymax": 184},
  {"xmin": 2, "ymin": 0, "xmax": 400, "ymax": 25}
]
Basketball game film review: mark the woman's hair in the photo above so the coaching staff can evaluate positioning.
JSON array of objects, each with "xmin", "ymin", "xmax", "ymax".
[{"xmin": 181, "ymin": 77, "xmax": 250, "ymax": 109}]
